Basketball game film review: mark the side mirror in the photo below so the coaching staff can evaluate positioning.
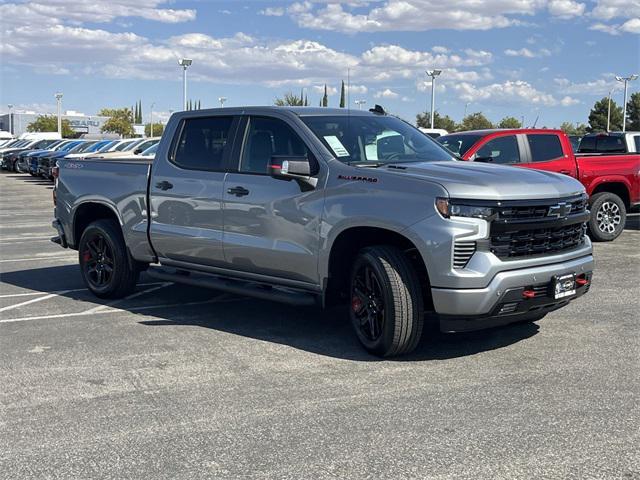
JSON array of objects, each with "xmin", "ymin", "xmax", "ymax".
[
  {"xmin": 133, "ymin": 147, "xmax": 143, "ymax": 155},
  {"xmin": 268, "ymin": 155, "xmax": 318, "ymax": 189}
]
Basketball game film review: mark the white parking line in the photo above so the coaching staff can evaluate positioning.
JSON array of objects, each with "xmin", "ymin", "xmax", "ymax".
[
  {"xmin": 0, "ymin": 282, "xmax": 166, "ymax": 299},
  {"xmin": 0, "ymin": 291, "xmax": 71, "ymax": 313},
  {"xmin": 0, "ymin": 297, "xmax": 228, "ymax": 324},
  {"xmin": 0, "ymin": 256, "xmax": 75, "ymax": 263},
  {"xmin": 0, "ymin": 235, "xmax": 55, "ymax": 241},
  {"xmin": 83, "ymin": 282, "xmax": 172, "ymax": 314}
]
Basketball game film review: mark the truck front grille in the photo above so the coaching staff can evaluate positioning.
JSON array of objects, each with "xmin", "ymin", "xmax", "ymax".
[
  {"xmin": 489, "ymin": 195, "xmax": 588, "ymax": 259},
  {"xmin": 453, "ymin": 241, "xmax": 476, "ymax": 269}
]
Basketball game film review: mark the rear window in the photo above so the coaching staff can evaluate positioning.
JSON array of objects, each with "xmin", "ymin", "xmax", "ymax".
[
  {"xmin": 172, "ymin": 116, "xmax": 234, "ymax": 171},
  {"xmin": 634, "ymin": 136, "xmax": 640, "ymax": 152},
  {"xmin": 437, "ymin": 134, "xmax": 484, "ymax": 156},
  {"xmin": 527, "ymin": 134, "xmax": 564, "ymax": 162},
  {"xmin": 597, "ymin": 135, "xmax": 625, "ymax": 153}
]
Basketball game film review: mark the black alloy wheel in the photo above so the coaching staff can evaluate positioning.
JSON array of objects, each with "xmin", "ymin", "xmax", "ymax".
[
  {"xmin": 351, "ymin": 264, "xmax": 386, "ymax": 342},
  {"xmin": 82, "ymin": 233, "xmax": 114, "ymax": 289}
]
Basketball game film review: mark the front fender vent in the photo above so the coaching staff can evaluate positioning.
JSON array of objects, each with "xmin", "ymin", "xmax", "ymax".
[{"xmin": 454, "ymin": 241, "xmax": 476, "ymax": 269}]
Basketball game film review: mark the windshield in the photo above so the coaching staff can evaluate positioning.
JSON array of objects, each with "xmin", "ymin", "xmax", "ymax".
[
  {"xmin": 301, "ymin": 115, "xmax": 454, "ymax": 165},
  {"xmin": 141, "ymin": 143, "xmax": 158, "ymax": 156},
  {"xmin": 437, "ymin": 134, "xmax": 484, "ymax": 156},
  {"xmin": 114, "ymin": 140, "xmax": 133, "ymax": 151},
  {"xmin": 97, "ymin": 141, "xmax": 117, "ymax": 152},
  {"xmin": 123, "ymin": 139, "xmax": 145, "ymax": 151},
  {"xmin": 74, "ymin": 141, "xmax": 98, "ymax": 153}
]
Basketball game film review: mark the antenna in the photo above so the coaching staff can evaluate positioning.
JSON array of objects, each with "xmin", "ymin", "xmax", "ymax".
[{"xmin": 532, "ymin": 115, "xmax": 539, "ymax": 128}]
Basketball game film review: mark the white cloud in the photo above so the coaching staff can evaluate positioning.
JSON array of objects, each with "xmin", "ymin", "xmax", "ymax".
[
  {"xmin": 553, "ymin": 76, "xmax": 617, "ymax": 95},
  {"xmin": 560, "ymin": 96, "xmax": 580, "ymax": 106},
  {"xmin": 0, "ymin": 0, "xmax": 196, "ymax": 26},
  {"xmin": 260, "ymin": 7, "xmax": 285, "ymax": 16},
  {"xmin": 504, "ymin": 47, "xmax": 552, "ymax": 57},
  {"xmin": 346, "ymin": 84, "xmax": 368, "ymax": 94},
  {"xmin": 374, "ymin": 88, "xmax": 400, "ymax": 99},
  {"xmin": 620, "ymin": 18, "xmax": 640, "ymax": 33},
  {"xmin": 313, "ymin": 85, "xmax": 338, "ymax": 95},
  {"xmin": 547, "ymin": 0, "xmax": 586, "ymax": 18},
  {"xmin": 452, "ymin": 80, "xmax": 567, "ymax": 107},
  {"xmin": 591, "ymin": 0, "xmax": 640, "ymax": 21}
]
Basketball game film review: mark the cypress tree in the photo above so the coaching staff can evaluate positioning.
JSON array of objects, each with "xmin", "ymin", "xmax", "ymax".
[
  {"xmin": 322, "ymin": 84, "xmax": 328, "ymax": 107},
  {"xmin": 304, "ymin": 95, "xmax": 308, "ymax": 106},
  {"xmin": 339, "ymin": 81, "xmax": 345, "ymax": 108}
]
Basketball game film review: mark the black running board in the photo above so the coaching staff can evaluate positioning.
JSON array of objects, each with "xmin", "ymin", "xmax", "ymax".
[{"xmin": 146, "ymin": 267, "xmax": 318, "ymax": 306}]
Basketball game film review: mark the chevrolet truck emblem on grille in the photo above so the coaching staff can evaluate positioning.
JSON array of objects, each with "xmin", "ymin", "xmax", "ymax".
[{"xmin": 547, "ymin": 202, "xmax": 572, "ymax": 217}]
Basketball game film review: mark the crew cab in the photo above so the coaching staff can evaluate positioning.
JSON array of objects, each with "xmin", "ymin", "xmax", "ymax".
[
  {"xmin": 438, "ymin": 129, "xmax": 640, "ymax": 241},
  {"xmin": 53, "ymin": 107, "xmax": 594, "ymax": 357}
]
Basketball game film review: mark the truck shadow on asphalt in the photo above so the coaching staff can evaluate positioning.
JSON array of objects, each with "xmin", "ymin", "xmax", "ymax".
[
  {"xmin": 2, "ymin": 264, "xmax": 539, "ymax": 362},
  {"xmin": 4, "ymin": 174, "xmax": 53, "ymax": 188}
]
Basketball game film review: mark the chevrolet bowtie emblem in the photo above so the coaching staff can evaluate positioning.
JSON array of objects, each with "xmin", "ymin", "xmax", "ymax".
[{"xmin": 548, "ymin": 202, "xmax": 572, "ymax": 217}]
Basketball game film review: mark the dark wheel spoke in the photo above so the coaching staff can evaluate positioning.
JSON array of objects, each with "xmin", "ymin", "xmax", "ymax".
[{"xmin": 351, "ymin": 262, "xmax": 386, "ymax": 342}]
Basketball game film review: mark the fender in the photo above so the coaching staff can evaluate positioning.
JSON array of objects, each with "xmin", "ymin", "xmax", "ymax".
[{"xmin": 582, "ymin": 175, "xmax": 631, "ymax": 198}]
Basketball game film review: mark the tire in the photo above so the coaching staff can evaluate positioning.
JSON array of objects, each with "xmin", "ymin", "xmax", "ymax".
[
  {"xmin": 588, "ymin": 192, "xmax": 626, "ymax": 242},
  {"xmin": 349, "ymin": 245, "xmax": 424, "ymax": 357},
  {"xmin": 78, "ymin": 219, "xmax": 139, "ymax": 299}
]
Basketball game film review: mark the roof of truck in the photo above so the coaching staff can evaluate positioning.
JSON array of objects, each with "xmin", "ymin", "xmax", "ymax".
[
  {"xmin": 441, "ymin": 128, "xmax": 564, "ymax": 136},
  {"xmin": 176, "ymin": 106, "xmax": 381, "ymax": 117}
]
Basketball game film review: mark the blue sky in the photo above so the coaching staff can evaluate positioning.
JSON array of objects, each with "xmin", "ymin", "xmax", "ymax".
[{"xmin": 1, "ymin": 0, "xmax": 638, "ymax": 127}]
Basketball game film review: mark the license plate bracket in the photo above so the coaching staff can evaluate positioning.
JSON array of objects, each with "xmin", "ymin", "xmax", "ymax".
[{"xmin": 553, "ymin": 273, "xmax": 576, "ymax": 299}]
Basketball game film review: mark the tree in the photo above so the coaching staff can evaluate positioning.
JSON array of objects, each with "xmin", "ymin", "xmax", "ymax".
[
  {"xmin": 322, "ymin": 84, "xmax": 328, "ymax": 107},
  {"xmin": 459, "ymin": 112, "xmax": 494, "ymax": 131},
  {"xmin": 304, "ymin": 94, "xmax": 308, "ymax": 106},
  {"xmin": 138, "ymin": 101, "xmax": 143, "ymax": 123},
  {"xmin": 145, "ymin": 122, "xmax": 164, "ymax": 137},
  {"xmin": 587, "ymin": 97, "xmax": 623, "ymax": 132},
  {"xmin": 498, "ymin": 116, "xmax": 521, "ymax": 129},
  {"xmin": 559, "ymin": 122, "xmax": 588, "ymax": 136},
  {"xmin": 274, "ymin": 91, "xmax": 304, "ymax": 106},
  {"xmin": 99, "ymin": 108, "xmax": 134, "ymax": 137},
  {"xmin": 339, "ymin": 80, "xmax": 345, "ymax": 108},
  {"xmin": 626, "ymin": 92, "xmax": 640, "ymax": 131},
  {"xmin": 26, "ymin": 115, "xmax": 75, "ymax": 137},
  {"xmin": 416, "ymin": 111, "xmax": 457, "ymax": 131}
]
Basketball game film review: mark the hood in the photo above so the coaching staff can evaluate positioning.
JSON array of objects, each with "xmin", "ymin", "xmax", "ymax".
[{"xmin": 383, "ymin": 160, "xmax": 584, "ymax": 200}]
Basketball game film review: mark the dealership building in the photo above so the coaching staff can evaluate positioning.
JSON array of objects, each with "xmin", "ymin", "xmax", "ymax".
[{"xmin": 0, "ymin": 111, "xmax": 111, "ymax": 137}]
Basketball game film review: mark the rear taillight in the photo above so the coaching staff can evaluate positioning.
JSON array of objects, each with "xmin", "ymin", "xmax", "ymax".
[{"xmin": 52, "ymin": 165, "xmax": 59, "ymax": 179}]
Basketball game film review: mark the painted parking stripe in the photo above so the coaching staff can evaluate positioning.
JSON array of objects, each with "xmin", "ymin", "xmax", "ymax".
[
  {"xmin": 0, "ymin": 282, "xmax": 166, "ymax": 299},
  {"xmin": 0, "ymin": 255, "xmax": 76, "ymax": 263},
  {"xmin": 82, "ymin": 282, "xmax": 172, "ymax": 314},
  {"xmin": 0, "ymin": 291, "xmax": 71, "ymax": 313}
]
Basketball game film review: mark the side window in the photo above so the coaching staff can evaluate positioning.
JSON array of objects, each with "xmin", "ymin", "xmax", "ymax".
[
  {"xmin": 597, "ymin": 135, "xmax": 625, "ymax": 153},
  {"xmin": 578, "ymin": 136, "xmax": 595, "ymax": 153},
  {"xmin": 634, "ymin": 136, "xmax": 640, "ymax": 152},
  {"xmin": 241, "ymin": 117, "xmax": 309, "ymax": 174},
  {"xmin": 173, "ymin": 116, "xmax": 234, "ymax": 171},
  {"xmin": 527, "ymin": 134, "xmax": 564, "ymax": 162},
  {"xmin": 475, "ymin": 135, "xmax": 520, "ymax": 164}
]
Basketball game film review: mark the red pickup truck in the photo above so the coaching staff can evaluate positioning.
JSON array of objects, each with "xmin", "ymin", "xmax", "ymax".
[{"xmin": 438, "ymin": 129, "xmax": 640, "ymax": 241}]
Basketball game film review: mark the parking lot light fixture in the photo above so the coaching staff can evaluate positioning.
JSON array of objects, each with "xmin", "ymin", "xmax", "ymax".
[
  {"xmin": 178, "ymin": 59, "xmax": 193, "ymax": 111},
  {"xmin": 7, "ymin": 104, "xmax": 13, "ymax": 135},
  {"xmin": 426, "ymin": 70, "xmax": 442, "ymax": 129},
  {"xmin": 354, "ymin": 99, "xmax": 366, "ymax": 110},
  {"xmin": 219, "ymin": 97, "xmax": 227, "ymax": 108},
  {"xmin": 54, "ymin": 93, "xmax": 63, "ymax": 136},
  {"xmin": 615, "ymin": 74, "xmax": 638, "ymax": 132}
]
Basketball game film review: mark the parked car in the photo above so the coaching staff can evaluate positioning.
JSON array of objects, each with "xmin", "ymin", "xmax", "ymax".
[
  {"xmin": 438, "ymin": 129, "xmax": 640, "ymax": 241},
  {"xmin": 25, "ymin": 140, "xmax": 76, "ymax": 175},
  {"xmin": 0, "ymin": 138, "xmax": 60, "ymax": 171},
  {"xmin": 63, "ymin": 140, "xmax": 112, "ymax": 159},
  {"xmin": 37, "ymin": 140, "xmax": 86, "ymax": 178},
  {"xmin": 419, "ymin": 128, "xmax": 449, "ymax": 138},
  {"xmin": 15, "ymin": 139, "xmax": 69, "ymax": 173},
  {"xmin": 87, "ymin": 137, "xmax": 161, "ymax": 159},
  {"xmin": 578, "ymin": 131, "xmax": 640, "ymax": 154},
  {"xmin": 138, "ymin": 142, "xmax": 158, "ymax": 158},
  {"xmin": 53, "ymin": 107, "xmax": 593, "ymax": 357}
]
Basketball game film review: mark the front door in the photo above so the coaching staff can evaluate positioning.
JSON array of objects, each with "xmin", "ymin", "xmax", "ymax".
[
  {"xmin": 222, "ymin": 116, "xmax": 324, "ymax": 286},
  {"xmin": 149, "ymin": 115, "xmax": 238, "ymax": 267}
]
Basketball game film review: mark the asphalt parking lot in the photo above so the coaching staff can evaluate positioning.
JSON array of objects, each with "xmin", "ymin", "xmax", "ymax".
[{"xmin": 0, "ymin": 171, "xmax": 638, "ymax": 479}]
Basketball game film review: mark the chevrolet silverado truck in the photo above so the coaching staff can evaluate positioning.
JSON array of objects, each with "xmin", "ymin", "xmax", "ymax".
[
  {"xmin": 52, "ymin": 107, "xmax": 594, "ymax": 356},
  {"xmin": 438, "ymin": 129, "xmax": 640, "ymax": 242}
]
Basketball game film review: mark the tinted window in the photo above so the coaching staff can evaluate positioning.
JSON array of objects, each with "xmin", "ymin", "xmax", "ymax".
[
  {"xmin": 527, "ymin": 134, "xmax": 563, "ymax": 162},
  {"xmin": 302, "ymin": 115, "xmax": 453, "ymax": 165},
  {"xmin": 597, "ymin": 135, "xmax": 625, "ymax": 153},
  {"xmin": 578, "ymin": 136, "xmax": 595, "ymax": 153},
  {"xmin": 241, "ymin": 117, "xmax": 309, "ymax": 174},
  {"xmin": 438, "ymin": 134, "xmax": 484, "ymax": 156},
  {"xmin": 475, "ymin": 135, "xmax": 520, "ymax": 164},
  {"xmin": 634, "ymin": 136, "xmax": 640, "ymax": 152},
  {"xmin": 173, "ymin": 116, "xmax": 234, "ymax": 171}
]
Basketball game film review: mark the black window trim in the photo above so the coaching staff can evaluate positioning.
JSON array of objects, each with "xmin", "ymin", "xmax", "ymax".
[
  {"xmin": 472, "ymin": 133, "xmax": 522, "ymax": 165},
  {"xmin": 168, "ymin": 115, "xmax": 240, "ymax": 173},
  {"xmin": 524, "ymin": 133, "xmax": 565, "ymax": 164}
]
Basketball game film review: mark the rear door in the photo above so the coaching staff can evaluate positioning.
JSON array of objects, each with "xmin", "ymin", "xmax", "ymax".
[
  {"xmin": 222, "ymin": 115, "xmax": 323, "ymax": 286},
  {"xmin": 149, "ymin": 114, "xmax": 239, "ymax": 267},
  {"xmin": 518, "ymin": 133, "xmax": 577, "ymax": 177}
]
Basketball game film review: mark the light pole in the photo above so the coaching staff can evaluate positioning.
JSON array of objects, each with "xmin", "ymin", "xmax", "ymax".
[
  {"xmin": 178, "ymin": 58, "xmax": 193, "ymax": 111},
  {"xmin": 54, "ymin": 93, "xmax": 63, "ymax": 136},
  {"xmin": 606, "ymin": 88, "xmax": 615, "ymax": 132},
  {"xmin": 615, "ymin": 74, "xmax": 638, "ymax": 132},
  {"xmin": 354, "ymin": 99, "xmax": 366, "ymax": 110},
  {"xmin": 426, "ymin": 70, "xmax": 442, "ymax": 129},
  {"xmin": 218, "ymin": 97, "xmax": 227, "ymax": 108},
  {"xmin": 464, "ymin": 102, "xmax": 470, "ymax": 118},
  {"xmin": 7, "ymin": 104, "xmax": 13, "ymax": 135},
  {"xmin": 150, "ymin": 102, "xmax": 155, "ymax": 137}
]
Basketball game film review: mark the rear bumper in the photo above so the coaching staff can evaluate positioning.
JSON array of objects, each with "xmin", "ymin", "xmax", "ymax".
[
  {"xmin": 51, "ymin": 218, "xmax": 68, "ymax": 248},
  {"xmin": 431, "ymin": 254, "xmax": 593, "ymax": 331}
]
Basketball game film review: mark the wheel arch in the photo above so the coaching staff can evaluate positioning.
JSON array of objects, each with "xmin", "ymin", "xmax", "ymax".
[
  {"xmin": 322, "ymin": 225, "xmax": 432, "ymax": 309},
  {"xmin": 588, "ymin": 179, "xmax": 631, "ymax": 208},
  {"xmin": 72, "ymin": 201, "xmax": 122, "ymax": 248}
]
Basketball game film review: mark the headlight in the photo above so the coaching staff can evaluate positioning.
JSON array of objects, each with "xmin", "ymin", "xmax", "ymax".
[{"xmin": 436, "ymin": 197, "xmax": 496, "ymax": 220}]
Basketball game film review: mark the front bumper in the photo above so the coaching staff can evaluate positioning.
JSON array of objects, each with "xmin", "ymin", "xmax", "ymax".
[{"xmin": 431, "ymin": 253, "xmax": 593, "ymax": 330}]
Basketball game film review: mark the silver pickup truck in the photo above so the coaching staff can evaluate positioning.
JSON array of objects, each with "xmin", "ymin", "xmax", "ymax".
[{"xmin": 53, "ymin": 106, "xmax": 594, "ymax": 356}]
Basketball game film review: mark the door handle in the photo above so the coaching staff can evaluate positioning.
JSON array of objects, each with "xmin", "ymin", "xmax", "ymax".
[
  {"xmin": 227, "ymin": 186, "xmax": 250, "ymax": 197},
  {"xmin": 559, "ymin": 170, "xmax": 571, "ymax": 175},
  {"xmin": 155, "ymin": 181, "xmax": 173, "ymax": 191}
]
